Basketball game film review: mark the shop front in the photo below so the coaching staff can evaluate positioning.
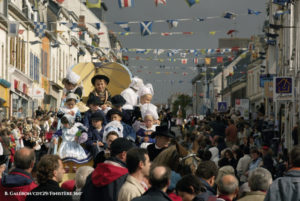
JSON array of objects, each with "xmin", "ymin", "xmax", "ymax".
[
  {"xmin": 10, "ymin": 70, "xmax": 33, "ymax": 118},
  {"xmin": 0, "ymin": 79, "xmax": 11, "ymax": 120}
]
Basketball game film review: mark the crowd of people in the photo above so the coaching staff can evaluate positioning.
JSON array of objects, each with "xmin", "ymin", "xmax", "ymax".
[{"xmin": 0, "ymin": 70, "xmax": 299, "ymax": 201}]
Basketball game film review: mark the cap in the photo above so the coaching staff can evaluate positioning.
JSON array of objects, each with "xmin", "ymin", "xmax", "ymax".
[
  {"xmin": 103, "ymin": 120, "xmax": 123, "ymax": 142},
  {"xmin": 110, "ymin": 138, "xmax": 135, "ymax": 156},
  {"xmin": 141, "ymin": 103, "xmax": 158, "ymax": 120},
  {"xmin": 129, "ymin": 77, "xmax": 144, "ymax": 91},
  {"xmin": 66, "ymin": 71, "xmax": 80, "ymax": 85},
  {"xmin": 66, "ymin": 93, "xmax": 78, "ymax": 101},
  {"xmin": 138, "ymin": 83, "xmax": 154, "ymax": 97}
]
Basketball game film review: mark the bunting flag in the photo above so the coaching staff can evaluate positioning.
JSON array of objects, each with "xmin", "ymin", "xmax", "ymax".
[
  {"xmin": 209, "ymin": 31, "xmax": 216, "ymax": 35},
  {"xmin": 155, "ymin": 0, "xmax": 166, "ymax": 6},
  {"xmin": 248, "ymin": 9, "xmax": 261, "ymax": 15},
  {"xmin": 205, "ymin": 58, "xmax": 211, "ymax": 65},
  {"xmin": 185, "ymin": 0, "xmax": 200, "ymax": 7},
  {"xmin": 115, "ymin": 22, "xmax": 130, "ymax": 32},
  {"xmin": 181, "ymin": 59, "xmax": 188, "ymax": 64},
  {"xmin": 223, "ymin": 12, "xmax": 237, "ymax": 20},
  {"xmin": 34, "ymin": 22, "xmax": 47, "ymax": 37},
  {"xmin": 95, "ymin": 23, "xmax": 101, "ymax": 30},
  {"xmin": 153, "ymin": 49, "xmax": 164, "ymax": 55},
  {"xmin": 217, "ymin": 57, "xmax": 223, "ymax": 63},
  {"xmin": 274, "ymin": 10, "xmax": 290, "ymax": 18},
  {"xmin": 167, "ymin": 52, "xmax": 174, "ymax": 57},
  {"xmin": 18, "ymin": 29, "xmax": 24, "ymax": 35},
  {"xmin": 180, "ymin": 53, "xmax": 187, "ymax": 57},
  {"xmin": 118, "ymin": 0, "xmax": 134, "ymax": 8},
  {"xmin": 194, "ymin": 58, "xmax": 198, "ymax": 64},
  {"xmin": 66, "ymin": 22, "xmax": 78, "ymax": 30},
  {"xmin": 166, "ymin": 20, "xmax": 179, "ymax": 29},
  {"xmin": 161, "ymin": 32, "xmax": 172, "ymax": 36},
  {"xmin": 140, "ymin": 21, "xmax": 153, "ymax": 36},
  {"xmin": 86, "ymin": 0, "xmax": 101, "ymax": 8},
  {"xmin": 273, "ymin": 0, "xmax": 291, "ymax": 6},
  {"xmin": 227, "ymin": 29, "xmax": 238, "ymax": 36}
]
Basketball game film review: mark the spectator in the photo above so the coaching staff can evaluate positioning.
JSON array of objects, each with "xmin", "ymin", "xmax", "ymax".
[
  {"xmin": 118, "ymin": 148, "xmax": 151, "ymax": 201},
  {"xmin": 264, "ymin": 146, "xmax": 300, "ymax": 201},
  {"xmin": 237, "ymin": 168, "xmax": 272, "ymax": 201},
  {"xmin": 80, "ymin": 138, "xmax": 134, "ymax": 201},
  {"xmin": 25, "ymin": 154, "xmax": 72, "ymax": 201},
  {"xmin": 72, "ymin": 166, "xmax": 94, "ymax": 201},
  {"xmin": 217, "ymin": 175, "xmax": 239, "ymax": 201},
  {"xmin": 132, "ymin": 165, "xmax": 172, "ymax": 201},
  {"xmin": 176, "ymin": 174, "xmax": 206, "ymax": 201},
  {"xmin": 225, "ymin": 119, "xmax": 238, "ymax": 148},
  {"xmin": 0, "ymin": 148, "xmax": 37, "ymax": 201},
  {"xmin": 195, "ymin": 161, "xmax": 217, "ymax": 198},
  {"xmin": 236, "ymin": 147, "xmax": 251, "ymax": 184},
  {"xmin": 147, "ymin": 125, "xmax": 175, "ymax": 161},
  {"xmin": 0, "ymin": 155, "xmax": 7, "ymax": 179},
  {"xmin": 247, "ymin": 148, "xmax": 262, "ymax": 174}
]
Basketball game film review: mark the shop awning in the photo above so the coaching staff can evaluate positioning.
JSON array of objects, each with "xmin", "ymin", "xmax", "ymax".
[{"xmin": 0, "ymin": 79, "xmax": 11, "ymax": 88}]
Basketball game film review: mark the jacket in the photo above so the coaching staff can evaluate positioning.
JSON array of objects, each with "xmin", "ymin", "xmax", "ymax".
[
  {"xmin": 86, "ymin": 127, "xmax": 104, "ymax": 148},
  {"xmin": 264, "ymin": 170, "xmax": 300, "ymax": 201},
  {"xmin": 236, "ymin": 154, "xmax": 252, "ymax": 183},
  {"xmin": 132, "ymin": 188, "xmax": 173, "ymax": 201},
  {"xmin": 237, "ymin": 191, "xmax": 266, "ymax": 201},
  {"xmin": 121, "ymin": 122, "xmax": 136, "ymax": 142},
  {"xmin": 117, "ymin": 175, "xmax": 145, "ymax": 201},
  {"xmin": 25, "ymin": 180, "xmax": 72, "ymax": 201},
  {"xmin": 0, "ymin": 168, "xmax": 37, "ymax": 201},
  {"xmin": 80, "ymin": 157, "xmax": 128, "ymax": 201},
  {"xmin": 147, "ymin": 143, "xmax": 166, "ymax": 161}
]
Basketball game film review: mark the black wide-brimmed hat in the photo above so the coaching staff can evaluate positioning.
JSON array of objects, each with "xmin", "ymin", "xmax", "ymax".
[
  {"xmin": 91, "ymin": 74, "xmax": 110, "ymax": 85},
  {"xmin": 106, "ymin": 108, "xmax": 123, "ymax": 120},
  {"xmin": 111, "ymin": 95, "xmax": 126, "ymax": 107},
  {"xmin": 151, "ymin": 125, "xmax": 175, "ymax": 138},
  {"xmin": 91, "ymin": 111, "xmax": 105, "ymax": 122}
]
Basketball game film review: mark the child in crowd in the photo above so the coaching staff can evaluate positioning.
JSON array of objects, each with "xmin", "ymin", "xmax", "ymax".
[
  {"xmin": 57, "ymin": 93, "xmax": 81, "ymax": 123},
  {"xmin": 88, "ymin": 74, "xmax": 112, "ymax": 112},
  {"xmin": 106, "ymin": 109, "xmax": 136, "ymax": 142},
  {"xmin": 83, "ymin": 96, "xmax": 107, "ymax": 129},
  {"xmin": 138, "ymin": 83, "xmax": 154, "ymax": 105},
  {"xmin": 62, "ymin": 70, "xmax": 82, "ymax": 99},
  {"xmin": 10, "ymin": 123, "xmax": 23, "ymax": 151},
  {"xmin": 54, "ymin": 114, "xmax": 90, "ymax": 168},
  {"xmin": 111, "ymin": 95, "xmax": 132, "ymax": 126},
  {"xmin": 86, "ymin": 112, "xmax": 105, "ymax": 159},
  {"xmin": 121, "ymin": 76, "xmax": 144, "ymax": 110},
  {"xmin": 136, "ymin": 103, "xmax": 159, "ymax": 148}
]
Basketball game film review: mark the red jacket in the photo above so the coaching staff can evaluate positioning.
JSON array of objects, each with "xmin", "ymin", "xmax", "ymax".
[{"xmin": 0, "ymin": 169, "xmax": 37, "ymax": 201}]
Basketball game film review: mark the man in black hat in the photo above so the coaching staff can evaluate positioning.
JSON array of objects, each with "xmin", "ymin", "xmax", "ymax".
[
  {"xmin": 111, "ymin": 95, "xmax": 133, "ymax": 125},
  {"xmin": 106, "ymin": 108, "xmax": 136, "ymax": 142},
  {"xmin": 83, "ymin": 96, "xmax": 107, "ymax": 129},
  {"xmin": 88, "ymin": 74, "xmax": 112, "ymax": 110},
  {"xmin": 86, "ymin": 111, "xmax": 105, "ymax": 159},
  {"xmin": 147, "ymin": 125, "xmax": 175, "ymax": 161},
  {"xmin": 81, "ymin": 138, "xmax": 135, "ymax": 201}
]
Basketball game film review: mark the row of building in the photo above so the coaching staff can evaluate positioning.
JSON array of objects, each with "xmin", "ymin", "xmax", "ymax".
[
  {"xmin": 192, "ymin": 0, "xmax": 300, "ymax": 150},
  {"xmin": 0, "ymin": 0, "xmax": 122, "ymax": 119}
]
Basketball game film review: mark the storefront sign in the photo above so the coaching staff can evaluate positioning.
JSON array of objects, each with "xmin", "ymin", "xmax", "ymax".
[
  {"xmin": 273, "ymin": 77, "xmax": 294, "ymax": 101},
  {"xmin": 14, "ymin": 80, "xmax": 28, "ymax": 96},
  {"xmin": 235, "ymin": 99, "xmax": 249, "ymax": 120},
  {"xmin": 0, "ymin": 85, "xmax": 9, "ymax": 107},
  {"xmin": 30, "ymin": 87, "xmax": 45, "ymax": 99}
]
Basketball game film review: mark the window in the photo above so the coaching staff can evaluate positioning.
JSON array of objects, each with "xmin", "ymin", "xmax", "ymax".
[
  {"xmin": 10, "ymin": 37, "xmax": 15, "ymax": 66},
  {"xmin": 30, "ymin": 52, "xmax": 34, "ymax": 79}
]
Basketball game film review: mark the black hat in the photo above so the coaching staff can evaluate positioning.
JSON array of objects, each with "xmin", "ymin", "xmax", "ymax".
[
  {"xmin": 110, "ymin": 138, "xmax": 135, "ymax": 156},
  {"xmin": 87, "ymin": 96, "xmax": 102, "ymax": 106},
  {"xmin": 91, "ymin": 111, "xmax": 105, "ymax": 122},
  {"xmin": 106, "ymin": 108, "xmax": 123, "ymax": 120},
  {"xmin": 111, "ymin": 95, "xmax": 126, "ymax": 107},
  {"xmin": 151, "ymin": 125, "xmax": 175, "ymax": 138},
  {"xmin": 91, "ymin": 74, "xmax": 110, "ymax": 85},
  {"xmin": 0, "ymin": 155, "xmax": 7, "ymax": 165}
]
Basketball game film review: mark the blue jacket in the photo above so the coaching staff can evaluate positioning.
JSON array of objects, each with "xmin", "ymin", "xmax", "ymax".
[
  {"xmin": 121, "ymin": 122, "xmax": 136, "ymax": 142},
  {"xmin": 86, "ymin": 127, "xmax": 104, "ymax": 148},
  {"xmin": 136, "ymin": 128, "xmax": 155, "ymax": 144},
  {"xmin": 264, "ymin": 170, "xmax": 300, "ymax": 201},
  {"xmin": 83, "ymin": 109, "xmax": 107, "ymax": 130}
]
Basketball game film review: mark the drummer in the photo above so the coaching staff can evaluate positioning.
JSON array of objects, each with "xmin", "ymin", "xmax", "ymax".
[{"xmin": 88, "ymin": 74, "xmax": 112, "ymax": 112}]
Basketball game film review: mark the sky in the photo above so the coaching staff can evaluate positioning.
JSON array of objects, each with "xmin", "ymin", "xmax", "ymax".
[{"xmin": 101, "ymin": 0, "xmax": 267, "ymax": 104}]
